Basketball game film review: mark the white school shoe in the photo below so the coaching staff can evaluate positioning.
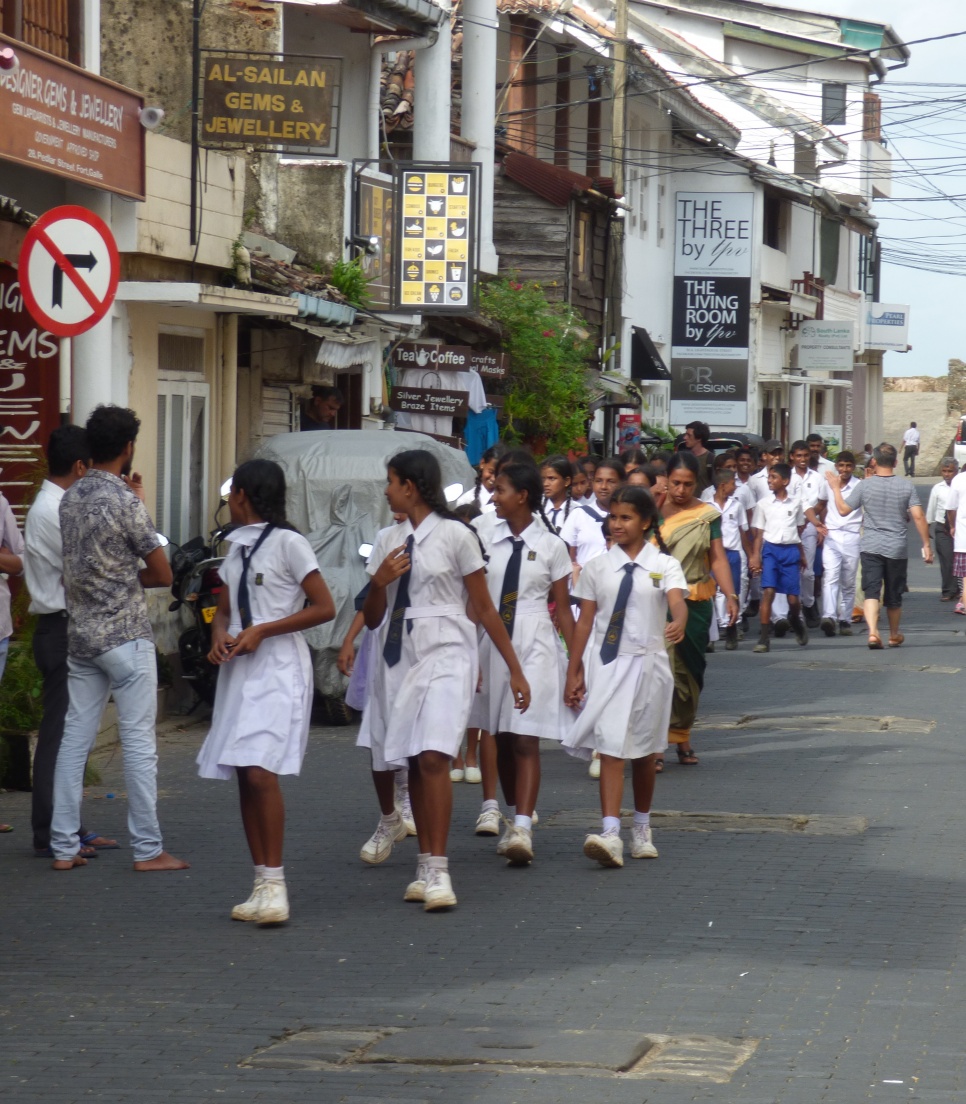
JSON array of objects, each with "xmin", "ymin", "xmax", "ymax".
[
  {"xmin": 423, "ymin": 868, "xmax": 458, "ymax": 911},
  {"xmin": 231, "ymin": 879, "xmax": 265, "ymax": 922},
  {"xmin": 463, "ymin": 766, "xmax": 482, "ymax": 784},
  {"xmin": 404, "ymin": 857, "xmax": 429, "ymax": 902},
  {"xmin": 360, "ymin": 812, "xmax": 408, "ymax": 865},
  {"xmin": 496, "ymin": 821, "xmax": 513, "ymax": 856},
  {"xmin": 396, "ymin": 792, "xmax": 417, "ymax": 836},
  {"xmin": 588, "ymin": 755, "xmax": 601, "ymax": 779},
  {"xmin": 255, "ymin": 881, "xmax": 289, "ymax": 925},
  {"xmin": 503, "ymin": 826, "xmax": 534, "ymax": 866},
  {"xmin": 583, "ymin": 832, "xmax": 624, "ymax": 868},
  {"xmin": 475, "ymin": 807, "xmax": 502, "ymax": 836},
  {"xmin": 450, "ymin": 767, "xmax": 465, "ymax": 782},
  {"xmin": 630, "ymin": 824, "xmax": 659, "ymax": 859}
]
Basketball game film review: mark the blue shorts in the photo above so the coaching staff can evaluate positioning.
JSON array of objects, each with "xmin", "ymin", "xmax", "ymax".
[
  {"xmin": 725, "ymin": 549, "xmax": 741, "ymax": 598},
  {"xmin": 761, "ymin": 541, "xmax": 801, "ymax": 596}
]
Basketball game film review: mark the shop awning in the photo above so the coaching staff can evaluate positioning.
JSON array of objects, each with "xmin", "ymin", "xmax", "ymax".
[
  {"xmin": 290, "ymin": 323, "xmax": 380, "ymax": 370},
  {"xmin": 630, "ymin": 326, "xmax": 670, "ymax": 381},
  {"xmin": 588, "ymin": 371, "xmax": 641, "ymax": 411},
  {"xmin": 116, "ymin": 283, "xmax": 298, "ymax": 316},
  {"xmin": 760, "ymin": 373, "xmax": 853, "ymax": 388}
]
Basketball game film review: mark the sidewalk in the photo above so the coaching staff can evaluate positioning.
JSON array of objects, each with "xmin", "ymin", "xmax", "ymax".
[{"xmin": 2, "ymin": 540, "xmax": 965, "ymax": 1103}]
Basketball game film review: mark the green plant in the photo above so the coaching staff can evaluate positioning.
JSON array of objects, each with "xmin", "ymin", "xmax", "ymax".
[
  {"xmin": 478, "ymin": 277, "xmax": 596, "ymax": 454},
  {"xmin": 0, "ymin": 624, "xmax": 43, "ymax": 734},
  {"xmin": 329, "ymin": 255, "xmax": 372, "ymax": 308}
]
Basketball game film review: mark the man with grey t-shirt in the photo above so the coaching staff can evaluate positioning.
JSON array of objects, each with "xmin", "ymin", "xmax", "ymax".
[{"xmin": 825, "ymin": 442, "xmax": 932, "ymax": 648}]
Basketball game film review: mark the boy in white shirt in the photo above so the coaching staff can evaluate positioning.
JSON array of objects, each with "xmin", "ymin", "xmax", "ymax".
[
  {"xmin": 750, "ymin": 463, "xmax": 808, "ymax": 652},
  {"xmin": 704, "ymin": 469, "xmax": 752, "ymax": 650},
  {"xmin": 808, "ymin": 450, "xmax": 863, "ymax": 636},
  {"xmin": 788, "ymin": 440, "xmax": 824, "ymax": 627},
  {"xmin": 926, "ymin": 457, "xmax": 959, "ymax": 602}
]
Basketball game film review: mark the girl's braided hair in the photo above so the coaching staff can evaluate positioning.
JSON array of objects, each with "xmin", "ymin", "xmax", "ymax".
[
  {"xmin": 389, "ymin": 450, "xmax": 487, "ymax": 558},
  {"xmin": 541, "ymin": 454, "xmax": 574, "ymax": 528},
  {"xmin": 499, "ymin": 462, "xmax": 558, "ymax": 536},
  {"xmin": 231, "ymin": 459, "xmax": 299, "ymax": 532},
  {"xmin": 611, "ymin": 485, "xmax": 670, "ymax": 555},
  {"xmin": 472, "ymin": 443, "xmax": 506, "ymax": 506}
]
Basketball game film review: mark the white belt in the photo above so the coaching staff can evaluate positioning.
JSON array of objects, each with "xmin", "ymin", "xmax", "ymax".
[
  {"xmin": 403, "ymin": 604, "xmax": 467, "ymax": 619},
  {"xmin": 604, "ymin": 638, "xmax": 666, "ymax": 657},
  {"xmin": 510, "ymin": 600, "xmax": 551, "ymax": 616}
]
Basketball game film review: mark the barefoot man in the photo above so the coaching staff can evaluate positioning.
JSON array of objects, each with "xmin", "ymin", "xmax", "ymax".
[{"xmin": 50, "ymin": 406, "xmax": 188, "ymax": 872}]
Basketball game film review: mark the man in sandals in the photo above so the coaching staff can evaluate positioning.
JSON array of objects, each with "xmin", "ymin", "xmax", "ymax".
[{"xmin": 824, "ymin": 442, "xmax": 932, "ymax": 649}]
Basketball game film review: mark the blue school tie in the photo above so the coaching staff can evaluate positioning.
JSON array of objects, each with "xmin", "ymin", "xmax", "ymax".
[
  {"xmin": 237, "ymin": 524, "xmax": 276, "ymax": 630},
  {"xmin": 599, "ymin": 563, "xmax": 636, "ymax": 665},
  {"xmin": 499, "ymin": 538, "xmax": 525, "ymax": 640},
  {"xmin": 383, "ymin": 535, "xmax": 415, "ymax": 667}
]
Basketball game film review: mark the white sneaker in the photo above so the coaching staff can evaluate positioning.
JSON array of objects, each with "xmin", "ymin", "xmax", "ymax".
[
  {"xmin": 630, "ymin": 824, "xmax": 659, "ymax": 859},
  {"xmin": 496, "ymin": 821, "xmax": 513, "ymax": 856},
  {"xmin": 463, "ymin": 765, "xmax": 482, "ymax": 784},
  {"xmin": 589, "ymin": 755, "xmax": 601, "ymax": 779},
  {"xmin": 583, "ymin": 832, "xmax": 624, "ymax": 868},
  {"xmin": 504, "ymin": 826, "xmax": 534, "ymax": 865},
  {"xmin": 532, "ymin": 810, "xmax": 539, "ymax": 826},
  {"xmin": 423, "ymin": 868, "xmax": 457, "ymax": 911},
  {"xmin": 359, "ymin": 812, "xmax": 408, "ymax": 865},
  {"xmin": 231, "ymin": 879, "xmax": 265, "ymax": 921},
  {"xmin": 475, "ymin": 807, "xmax": 501, "ymax": 836},
  {"xmin": 450, "ymin": 767, "xmax": 465, "ymax": 782},
  {"xmin": 396, "ymin": 792, "xmax": 417, "ymax": 836},
  {"xmin": 404, "ymin": 857, "xmax": 429, "ymax": 902},
  {"xmin": 254, "ymin": 880, "xmax": 289, "ymax": 925}
]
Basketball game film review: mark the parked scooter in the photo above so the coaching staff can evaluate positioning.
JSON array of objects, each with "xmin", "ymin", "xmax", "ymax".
[{"xmin": 168, "ymin": 480, "xmax": 233, "ymax": 705}]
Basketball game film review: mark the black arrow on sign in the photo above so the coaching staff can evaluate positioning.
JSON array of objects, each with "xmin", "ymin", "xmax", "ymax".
[{"xmin": 51, "ymin": 252, "xmax": 98, "ymax": 308}]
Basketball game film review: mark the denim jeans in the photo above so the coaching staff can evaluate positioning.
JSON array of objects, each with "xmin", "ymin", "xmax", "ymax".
[{"xmin": 51, "ymin": 639, "xmax": 162, "ymax": 862}]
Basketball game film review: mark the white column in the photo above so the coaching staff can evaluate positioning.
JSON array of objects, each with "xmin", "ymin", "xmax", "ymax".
[
  {"xmin": 83, "ymin": 0, "xmax": 101, "ymax": 73},
  {"xmin": 788, "ymin": 378, "xmax": 806, "ymax": 443},
  {"xmin": 413, "ymin": 3, "xmax": 452, "ymax": 162},
  {"xmin": 67, "ymin": 185, "xmax": 114, "ymax": 422},
  {"xmin": 461, "ymin": 0, "xmax": 498, "ymax": 273}
]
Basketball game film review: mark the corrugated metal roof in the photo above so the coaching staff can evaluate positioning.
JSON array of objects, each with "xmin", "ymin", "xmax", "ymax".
[{"xmin": 501, "ymin": 150, "xmax": 616, "ymax": 205}]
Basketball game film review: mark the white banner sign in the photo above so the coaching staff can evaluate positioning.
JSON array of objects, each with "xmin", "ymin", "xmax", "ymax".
[
  {"xmin": 798, "ymin": 320, "xmax": 855, "ymax": 372},
  {"xmin": 866, "ymin": 303, "xmax": 909, "ymax": 352},
  {"xmin": 674, "ymin": 192, "xmax": 754, "ymax": 278}
]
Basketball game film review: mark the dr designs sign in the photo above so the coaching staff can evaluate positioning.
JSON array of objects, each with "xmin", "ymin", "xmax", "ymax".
[{"xmin": 670, "ymin": 193, "xmax": 753, "ymax": 427}]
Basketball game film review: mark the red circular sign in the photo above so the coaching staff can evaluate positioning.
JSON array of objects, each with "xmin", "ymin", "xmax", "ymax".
[{"xmin": 18, "ymin": 205, "xmax": 120, "ymax": 337}]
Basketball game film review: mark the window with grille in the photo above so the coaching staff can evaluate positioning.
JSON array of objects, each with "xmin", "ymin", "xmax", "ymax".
[
  {"xmin": 821, "ymin": 83, "xmax": 848, "ymax": 126},
  {"xmin": 261, "ymin": 385, "xmax": 299, "ymax": 437},
  {"xmin": 1, "ymin": 0, "xmax": 81, "ymax": 63},
  {"xmin": 863, "ymin": 92, "xmax": 882, "ymax": 141}
]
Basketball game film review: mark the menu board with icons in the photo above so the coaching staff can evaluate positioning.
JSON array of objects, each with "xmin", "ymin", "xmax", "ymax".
[{"xmin": 393, "ymin": 163, "xmax": 479, "ymax": 313}]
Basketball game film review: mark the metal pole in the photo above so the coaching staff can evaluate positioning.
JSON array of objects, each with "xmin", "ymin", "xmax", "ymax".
[{"xmin": 190, "ymin": 0, "xmax": 201, "ymax": 247}]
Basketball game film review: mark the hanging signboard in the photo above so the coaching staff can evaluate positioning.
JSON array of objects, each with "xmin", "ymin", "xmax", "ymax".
[
  {"xmin": 670, "ymin": 192, "xmax": 753, "ymax": 428},
  {"xmin": 391, "ymin": 342, "xmax": 474, "ymax": 369},
  {"xmin": 798, "ymin": 320, "xmax": 855, "ymax": 372},
  {"xmin": 389, "ymin": 386, "xmax": 469, "ymax": 417},
  {"xmin": 0, "ymin": 264, "xmax": 62, "ymax": 518},
  {"xmin": 394, "ymin": 162, "xmax": 479, "ymax": 313},
  {"xmin": 199, "ymin": 52, "xmax": 341, "ymax": 155},
  {"xmin": 0, "ymin": 33, "xmax": 144, "ymax": 199},
  {"xmin": 471, "ymin": 351, "xmax": 508, "ymax": 379},
  {"xmin": 865, "ymin": 303, "xmax": 910, "ymax": 353}
]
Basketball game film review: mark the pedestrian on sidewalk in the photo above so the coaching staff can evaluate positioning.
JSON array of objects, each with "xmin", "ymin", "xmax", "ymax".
[
  {"xmin": 703, "ymin": 469, "xmax": 752, "ymax": 650},
  {"xmin": 683, "ymin": 421, "xmax": 714, "ymax": 493},
  {"xmin": 0, "ymin": 473, "xmax": 24, "ymax": 835},
  {"xmin": 560, "ymin": 457, "xmax": 625, "ymax": 583},
  {"xmin": 901, "ymin": 423, "xmax": 920, "ymax": 477},
  {"xmin": 788, "ymin": 441, "xmax": 824, "ymax": 628},
  {"xmin": 198, "ymin": 459, "xmax": 335, "ymax": 925},
  {"xmin": 939, "ymin": 462, "xmax": 966, "ymax": 616},
  {"xmin": 750, "ymin": 463, "xmax": 809, "ymax": 652},
  {"xmin": 824, "ymin": 442, "xmax": 932, "ymax": 649},
  {"xmin": 564, "ymin": 486, "xmax": 688, "ymax": 868},
  {"xmin": 50, "ymin": 405, "xmax": 186, "ymax": 872},
  {"xmin": 925, "ymin": 458, "xmax": 959, "ymax": 602},
  {"xmin": 25, "ymin": 426, "xmax": 117, "ymax": 858},
  {"xmin": 476, "ymin": 462, "xmax": 575, "ymax": 867},
  {"xmin": 361, "ymin": 449, "xmax": 530, "ymax": 911},
  {"xmin": 659, "ymin": 453, "xmax": 738, "ymax": 768},
  {"xmin": 808, "ymin": 450, "xmax": 863, "ymax": 636}
]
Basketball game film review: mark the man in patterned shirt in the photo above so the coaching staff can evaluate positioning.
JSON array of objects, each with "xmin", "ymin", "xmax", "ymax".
[{"xmin": 49, "ymin": 406, "xmax": 188, "ymax": 872}]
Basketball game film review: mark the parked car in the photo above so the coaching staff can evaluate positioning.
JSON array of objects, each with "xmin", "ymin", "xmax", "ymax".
[
  {"xmin": 673, "ymin": 431, "xmax": 767, "ymax": 454},
  {"xmin": 255, "ymin": 429, "xmax": 476, "ymax": 703},
  {"xmin": 954, "ymin": 416, "xmax": 966, "ymax": 469}
]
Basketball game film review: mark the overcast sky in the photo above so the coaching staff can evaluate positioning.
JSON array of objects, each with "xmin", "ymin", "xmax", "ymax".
[{"xmin": 815, "ymin": 0, "xmax": 966, "ymax": 376}]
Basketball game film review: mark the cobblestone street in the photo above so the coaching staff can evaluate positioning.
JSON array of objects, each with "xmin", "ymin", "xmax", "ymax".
[{"xmin": 3, "ymin": 548, "xmax": 966, "ymax": 1103}]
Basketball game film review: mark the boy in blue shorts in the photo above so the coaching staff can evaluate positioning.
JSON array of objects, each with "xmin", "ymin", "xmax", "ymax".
[{"xmin": 749, "ymin": 463, "xmax": 808, "ymax": 652}]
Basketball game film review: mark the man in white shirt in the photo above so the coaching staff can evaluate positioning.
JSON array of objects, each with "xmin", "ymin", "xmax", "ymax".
[
  {"xmin": 942, "ymin": 463, "xmax": 966, "ymax": 614},
  {"xmin": 703, "ymin": 470, "xmax": 752, "ymax": 650},
  {"xmin": 926, "ymin": 457, "xmax": 959, "ymax": 601},
  {"xmin": 25, "ymin": 426, "xmax": 115, "ymax": 857},
  {"xmin": 789, "ymin": 441, "xmax": 824, "ymax": 627},
  {"xmin": 902, "ymin": 422, "xmax": 921, "ymax": 477},
  {"xmin": 808, "ymin": 450, "xmax": 864, "ymax": 636},
  {"xmin": 807, "ymin": 433, "xmax": 836, "ymax": 474}
]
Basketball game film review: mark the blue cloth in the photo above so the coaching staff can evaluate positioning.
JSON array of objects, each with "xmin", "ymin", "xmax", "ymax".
[
  {"xmin": 725, "ymin": 549, "xmax": 741, "ymax": 598},
  {"xmin": 761, "ymin": 541, "xmax": 801, "ymax": 596},
  {"xmin": 465, "ymin": 406, "xmax": 499, "ymax": 465}
]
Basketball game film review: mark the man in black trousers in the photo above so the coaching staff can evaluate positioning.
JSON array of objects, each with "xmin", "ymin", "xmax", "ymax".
[{"xmin": 25, "ymin": 426, "xmax": 116, "ymax": 857}]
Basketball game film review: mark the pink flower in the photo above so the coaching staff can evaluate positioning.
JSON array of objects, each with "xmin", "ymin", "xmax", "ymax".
[{"xmin": 542, "ymin": 329, "xmax": 555, "ymax": 337}]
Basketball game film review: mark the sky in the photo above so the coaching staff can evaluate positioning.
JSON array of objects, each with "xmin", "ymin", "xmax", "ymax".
[{"xmin": 815, "ymin": 0, "xmax": 966, "ymax": 376}]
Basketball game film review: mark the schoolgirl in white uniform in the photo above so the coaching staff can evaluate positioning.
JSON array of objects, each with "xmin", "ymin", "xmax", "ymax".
[
  {"xmin": 563, "ymin": 485, "xmax": 688, "ymax": 869},
  {"xmin": 362, "ymin": 449, "xmax": 530, "ymax": 911},
  {"xmin": 540, "ymin": 454, "xmax": 575, "ymax": 534},
  {"xmin": 198, "ymin": 459, "xmax": 335, "ymax": 925},
  {"xmin": 559, "ymin": 458, "xmax": 626, "ymax": 575},
  {"xmin": 477, "ymin": 462, "xmax": 576, "ymax": 865},
  {"xmin": 456, "ymin": 444, "xmax": 500, "ymax": 514}
]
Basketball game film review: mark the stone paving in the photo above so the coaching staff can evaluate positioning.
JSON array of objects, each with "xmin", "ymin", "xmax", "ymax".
[{"xmin": 3, "ymin": 539, "xmax": 966, "ymax": 1102}]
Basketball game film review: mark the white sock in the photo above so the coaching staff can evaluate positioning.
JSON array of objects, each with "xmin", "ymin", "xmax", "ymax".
[
  {"xmin": 481, "ymin": 798, "xmax": 499, "ymax": 813},
  {"xmin": 514, "ymin": 814, "xmax": 532, "ymax": 831},
  {"xmin": 262, "ymin": 865, "xmax": 285, "ymax": 884},
  {"xmin": 633, "ymin": 811, "xmax": 651, "ymax": 828},
  {"xmin": 380, "ymin": 811, "xmax": 398, "ymax": 824},
  {"xmin": 426, "ymin": 855, "xmax": 448, "ymax": 871},
  {"xmin": 254, "ymin": 864, "xmax": 266, "ymax": 881},
  {"xmin": 602, "ymin": 816, "xmax": 621, "ymax": 835}
]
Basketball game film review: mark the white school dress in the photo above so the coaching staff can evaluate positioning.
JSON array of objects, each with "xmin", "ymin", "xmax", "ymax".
[
  {"xmin": 477, "ymin": 519, "xmax": 573, "ymax": 740},
  {"xmin": 197, "ymin": 523, "xmax": 320, "ymax": 779},
  {"xmin": 359, "ymin": 513, "xmax": 484, "ymax": 770},
  {"xmin": 457, "ymin": 485, "xmax": 496, "ymax": 513},
  {"xmin": 559, "ymin": 501, "xmax": 607, "ymax": 567},
  {"xmin": 563, "ymin": 543, "xmax": 686, "ymax": 762}
]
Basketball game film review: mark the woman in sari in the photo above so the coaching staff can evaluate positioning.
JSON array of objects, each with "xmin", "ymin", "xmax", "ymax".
[{"xmin": 658, "ymin": 453, "xmax": 739, "ymax": 769}]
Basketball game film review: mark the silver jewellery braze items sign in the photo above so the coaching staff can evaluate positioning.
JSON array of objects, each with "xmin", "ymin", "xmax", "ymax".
[{"xmin": 670, "ymin": 192, "xmax": 753, "ymax": 428}]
